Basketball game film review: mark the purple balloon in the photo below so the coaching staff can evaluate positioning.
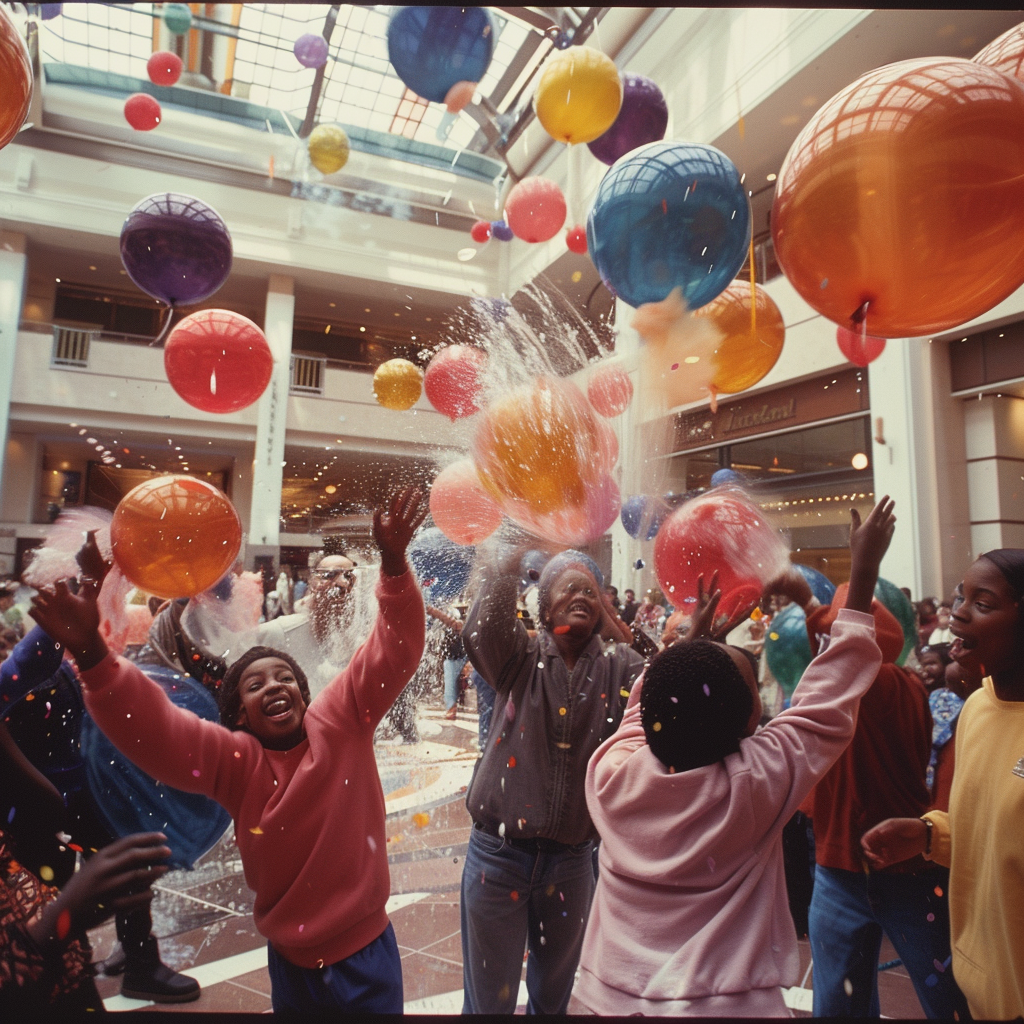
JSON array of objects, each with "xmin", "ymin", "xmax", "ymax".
[
  {"xmin": 294, "ymin": 33, "xmax": 328, "ymax": 69},
  {"xmin": 120, "ymin": 193, "xmax": 233, "ymax": 307},
  {"xmin": 40, "ymin": 3, "xmax": 63, "ymax": 19},
  {"xmin": 587, "ymin": 74, "xmax": 669, "ymax": 166},
  {"xmin": 490, "ymin": 220, "xmax": 514, "ymax": 241}
]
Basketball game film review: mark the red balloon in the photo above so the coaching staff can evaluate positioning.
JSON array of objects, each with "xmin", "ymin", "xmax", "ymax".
[
  {"xmin": 0, "ymin": 4, "xmax": 32, "ymax": 152},
  {"xmin": 423, "ymin": 344, "xmax": 486, "ymax": 420},
  {"xmin": 973, "ymin": 22, "xmax": 1024, "ymax": 79},
  {"xmin": 147, "ymin": 50, "xmax": 183, "ymax": 86},
  {"xmin": 470, "ymin": 219, "xmax": 491, "ymax": 244},
  {"xmin": 124, "ymin": 93, "xmax": 161, "ymax": 131},
  {"xmin": 836, "ymin": 325, "xmax": 886, "ymax": 367},
  {"xmin": 587, "ymin": 363, "xmax": 633, "ymax": 417},
  {"xmin": 429, "ymin": 460, "xmax": 503, "ymax": 546},
  {"xmin": 654, "ymin": 489, "xmax": 788, "ymax": 608},
  {"xmin": 164, "ymin": 310, "xmax": 273, "ymax": 414},
  {"xmin": 504, "ymin": 177, "xmax": 566, "ymax": 243},
  {"xmin": 566, "ymin": 225, "xmax": 587, "ymax": 254}
]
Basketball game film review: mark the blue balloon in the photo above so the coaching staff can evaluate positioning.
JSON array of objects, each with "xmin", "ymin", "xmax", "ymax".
[
  {"xmin": 794, "ymin": 564, "xmax": 837, "ymax": 607},
  {"xmin": 387, "ymin": 6, "xmax": 494, "ymax": 104},
  {"xmin": 519, "ymin": 548, "xmax": 548, "ymax": 587},
  {"xmin": 587, "ymin": 141, "xmax": 751, "ymax": 310},
  {"xmin": 80, "ymin": 666, "xmax": 230, "ymax": 870},
  {"xmin": 710, "ymin": 468, "xmax": 745, "ymax": 488},
  {"xmin": 408, "ymin": 527, "xmax": 473, "ymax": 601},
  {"xmin": 490, "ymin": 220, "xmax": 514, "ymax": 241},
  {"xmin": 620, "ymin": 494, "xmax": 667, "ymax": 540}
]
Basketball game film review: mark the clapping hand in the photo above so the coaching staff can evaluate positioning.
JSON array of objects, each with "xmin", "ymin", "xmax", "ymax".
[
  {"xmin": 30, "ymin": 577, "xmax": 108, "ymax": 671},
  {"xmin": 374, "ymin": 487, "xmax": 428, "ymax": 577}
]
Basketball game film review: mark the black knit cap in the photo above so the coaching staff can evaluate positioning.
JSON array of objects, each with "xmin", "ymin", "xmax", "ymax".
[
  {"xmin": 218, "ymin": 646, "xmax": 311, "ymax": 731},
  {"xmin": 981, "ymin": 549, "xmax": 1024, "ymax": 602}
]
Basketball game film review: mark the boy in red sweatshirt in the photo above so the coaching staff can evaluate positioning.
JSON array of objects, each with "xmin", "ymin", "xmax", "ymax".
[{"xmin": 29, "ymin": 487, "xmax": 427, "ymax": 1013}]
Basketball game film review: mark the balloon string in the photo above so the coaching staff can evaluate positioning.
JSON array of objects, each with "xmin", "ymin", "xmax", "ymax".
[
  {"xmin": 748, "ymin": 235, "xmax": 756, "ymax": 336},
  {"xmin": 567, "ymin": 142, "xmax": 577, "ymax": 227},
  {"xmin": 149, "ymin": 305, "xmax": 176, "ymax": 347}
]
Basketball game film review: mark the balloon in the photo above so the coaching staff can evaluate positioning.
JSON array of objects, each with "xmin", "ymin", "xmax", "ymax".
[
  {"xmin": 490, "ymin": 220, "xmax": 514, "ymax": 241},
  {"xmin": 504, "ymin": 177, "xmax": 566, "ymax": 243},
  {"xmin": 587, "ymin": 73, "xmax": 668, "ymax": 165},
  {"xmin": 124, "ymin": 92, "xmax": 161, "ymax": 131},
  {"xmin": 445, "ymin": 80, "xmax": 476, "ymax": 113},
  {"xmin": 111, "ymin": 476, "xmax": 242, "ymax": 600},
  {"xmin": 0, "ymin": 4, "xmax": 32, "ymax": 152},
  {"xmin": 387, "ymin": 6, "xmax": 494, "ymax": 104},
  {"xmin": 470, "ymin": 220, "xmax": 491, "ymax": 243},
  {"xmin": 519, "ymin": 549, "xmax": 548, "ymax": 587},
  {"xmin": 40, "ymin": 4, "xmax": 62, "ymax": 19},
  {"xmin": 147, "ymin": 50, "xmax": 182, "ymax": 86},
  {"xmin": 120, "ymin": 193, "xmax": 232, "ymax": 307},
  {"xmin": 408, "ymin": 527, "xmax": 473, "ymax": 600},
  {"xmin": 308, "ymin": 123, "xmax": 349, "ymax": 175},
  {"xmin": 423, "ymin": 344, "xmax": 486, "ymax": 420},
  {"xmin": 710, "ymin": 468, "xmax": 745, "ymax": 488},
  {"xmin": 771, "ymin": 58, "xmax": 1024, "ymax": 339},
  {"xmin": 620, "ymin": 494, "xmax": 668, "ymax": 540},
  {"xmin": 373, "ymin": 358, "xmax": 423, "ymax": 410},
  {"xmin": 81, "ymin": 664, "xmax": 230, "ymax": 869},
  {"xmin": 693, "ymin": 280, "xmax": 785, "ymax": 394},
  {"xmin": 653, "ymin": 487, "xmax": 789, "ymax": 607},
  {"xmin": 534, "ymin": 46, "xmax": 622, "ymax": 145},
  {"xmin": 973, "ymin": 22, "xmax": 1024, "ymax": 79},
  {"xmin": 512, "ymin": 474, "xmax": 621, "ymax": 546},
  {"xmin": 588, "ymin": 141, "xmax": 751, "ymax": 310},
  {"xmin": 874, "ymin": 577, "xmax": 916, "ymax": 666},
  {"xmin": 294, "ymin": 33, "xmax": 328, "ymax": 69},
  {"xmin": 794, "ymin": 563, "xmax": 837, "ymax": 606},
  {"xmin": 587, "ymin": 363, "xmax": 633, "ymax": 417},
  {"xmin": 429, "ymin": 460, "xmax": 502, "ymax": 546},
  {"xmin": 164, "ymin": 310, "xmax": 273, "ymax": 414},
  {"xmin": 595, "ymin": 420, "xmax": 619, "ymax": 473},
  {"xmin": 566, "ymin": 225, "xmax": 587, "ymax": 254},
  {"xmin": 163, "ymin": 2, "xmax": 192, "ymax": 35},
  {"xmin": 580, "ymin": 475, "xmax": 621, "ymax": 542},
  {"xmin": 836, "ymin": 325, "xmax": 885, "ymax": 367},
  {"xmin": 765, "ymin": 603, "xmax": 813, "ymax": 699}
]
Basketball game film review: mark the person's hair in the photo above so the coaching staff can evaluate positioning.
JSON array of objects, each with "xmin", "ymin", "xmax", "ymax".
[
  {"xmin": 218, "ymin": 646, "xmax": 311, "ymax": 731},
  {"xmin": 641, "ymin": 639, "xmax": 754, "ymax": 772},
  {"xmin": 536, "ymin": 550, "xmax": 604, "ymax": 628}
]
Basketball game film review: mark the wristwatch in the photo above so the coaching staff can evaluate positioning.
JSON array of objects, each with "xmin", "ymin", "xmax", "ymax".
[{"xmin": 920, "ymin": 816, "xmax": 933, "ymax": 857}]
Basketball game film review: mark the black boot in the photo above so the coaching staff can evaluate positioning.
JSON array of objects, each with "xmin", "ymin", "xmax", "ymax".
[{"xmin": 121, "ymin": 937, "xmax": 201, "ymax": 1003}]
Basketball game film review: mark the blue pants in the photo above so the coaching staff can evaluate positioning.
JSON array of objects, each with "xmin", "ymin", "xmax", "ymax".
[
  {"xmin": 472, "ymin": 670, "xmax": 496, "ymax": 748},
  {"xmin": 444, "ymin": 657, "xmax": 466, "ymax": 710},
  {"xmin": 460, "ymin": 825, "xmax": 595, "ymax": 1014},
  {"xmin": 267, "ymin": 922, "xmax": 403, "ymax": 1013},
  {"xmin": 808, "ymin": 864, "xmax": 968, "ymax": 1019}
]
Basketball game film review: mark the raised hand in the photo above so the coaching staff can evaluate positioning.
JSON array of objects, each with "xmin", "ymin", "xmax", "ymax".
[
  {"xmin": 374, "ymin": 486, "xmax": 428, "ymax": 577},
  {"xmin": 75, "ymin": 529, "xmax": 112, "ymax": 587},
  {"xmin": 599, "ymin": 593, "xmax": 633, "ymax": 645},
  {"xmin": 679, "ymin": 571, "xmax": 722, "ymax": 644},
  {"xmin": 860, "ymin": 816, "xmax": 928, "ymax": 870},
  {"xmin": 29, "ymin": 577, "xmax": 108, "ymax": 670},
  {"xmin": 846, "ymin": 496, "xmax": 896, "ymax": 613}
]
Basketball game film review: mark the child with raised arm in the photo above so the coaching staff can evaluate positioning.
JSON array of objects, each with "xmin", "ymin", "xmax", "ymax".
[
  {"xmin": 574, "ymin": 497, "xmax": 896, "ymax": 1017},
  {"xmin": 29, "ymin": 487, "xmax": 427, "ymax": 1014}
]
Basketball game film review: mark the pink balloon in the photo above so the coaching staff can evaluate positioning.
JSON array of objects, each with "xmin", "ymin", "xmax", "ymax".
[
  {"xmin": 836, "ymin": 325, "xmax": 886, "ymax": 366},
  {"xmin": 424, "ymin": 344, "xmax": 486, "ymax": 420},
  {"xmin": 445, "ymin": 80, "xmax": 477, "ymax": 113},
  {"xmin": 429, "ymin": 460, "xmax": 503, "ymax": 546},
  {"xmin": 587, "ymin": 363, "xmax": 633, "ymax": 417},
  {"xmin": 580, "ymin": 475, "xmax": 621, "ymax": 542},
  {"xmin": 504, "ymin": 177, "xmax": 567, "ymax": 243},
  {"xmin": 595, "ymin": 420, "xmax": 619, "ymax": 473}
]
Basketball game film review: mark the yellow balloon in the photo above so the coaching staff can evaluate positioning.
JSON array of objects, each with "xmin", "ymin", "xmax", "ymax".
[
  {"xmin": 534, "ymin": 46, "xmax": 622, "ymax": 145},
  {"xmin": 308, "ymin": 123, "xmax": 350, "ymax": 175},
  {"xmin": 373, "ymin": 358, "xmax": 423, "ymax": 411}
]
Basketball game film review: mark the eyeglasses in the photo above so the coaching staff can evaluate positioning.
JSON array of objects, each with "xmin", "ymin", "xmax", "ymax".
[{"xmin": 312, "ymin": 568, "xmax": 355, "ymax": 583}]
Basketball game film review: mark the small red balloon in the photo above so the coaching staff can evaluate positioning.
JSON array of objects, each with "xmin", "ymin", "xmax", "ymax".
[
  {"xmin": 504, "ymin": 177, "xmax": 566, "ymax": 243},
  {"xmin": 124, "ymin": 93, "xmax": 161, "ymax": 131},
  {"xmin": 836, "ymin": 325, "xmax": 886, "ymax": 366},
  {"xmin": 165, "ymin": 309, "xmax": 273, "ymax": 414},
  {"xmin": 424, "ymin": 344, "xmax": 486, "ymax": 421},
  {"xmin": 587, "ymin": 363, "xmax": 633, "ymax": 417},
  {"xmin": 470, "ymin": 220, "xmax": 491, "ymax": 244},
  {"xmin": 566, "ymin": 225, "xmax": 588, "ymax": 254},
  {"xmin": 147, "ymin": 50, "xmax": 183, "ymax": 86}
]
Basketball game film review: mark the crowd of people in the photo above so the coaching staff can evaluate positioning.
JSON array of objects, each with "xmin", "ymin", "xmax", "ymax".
[{"xmin": 1, "ymin": 487, "xmax": 1022, "ymax": 1019}]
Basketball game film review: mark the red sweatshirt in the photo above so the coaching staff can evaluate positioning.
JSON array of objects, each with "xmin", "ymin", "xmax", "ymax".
[{"xmin": 78, "ymin": 569, "xmax": 424, "ymax": 969}]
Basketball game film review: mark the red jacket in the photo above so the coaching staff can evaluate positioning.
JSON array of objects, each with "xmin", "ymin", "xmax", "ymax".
[{"xmin": 799, "ymin": 586, "xmax": 932, "ymax": 873}]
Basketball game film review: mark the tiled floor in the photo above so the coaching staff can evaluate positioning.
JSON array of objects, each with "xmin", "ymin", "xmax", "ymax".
[{"xmin": 87, "ymin": 694, "xmax": 928, "ymax": 1017}]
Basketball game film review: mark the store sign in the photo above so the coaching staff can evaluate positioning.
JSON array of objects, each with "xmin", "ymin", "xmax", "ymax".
[{"xmin": 719, "ymin": 398, "xmax": 795, "ymax": 434}]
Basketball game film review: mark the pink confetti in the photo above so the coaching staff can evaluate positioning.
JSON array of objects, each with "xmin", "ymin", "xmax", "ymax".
[
  {"xmin": 703, "ymin": 684, "xmax": 710, "ymax": 696},
  {"xmin": 298, "ymin": 924, "xmax": 304, "ymax": 933},
  {"xmin": 670, "ymin": 362, "xmax": 680, "ymax": 371},
  {"xmin": 933, "ymin": 959, "xmax": 945, "ymax": 973},
  {"xmin": 192, "ymin": 769, "xmax": 201, "ymax": 777},
  {"xmin": 366, "ymin": 836, "xmax": 377, "ymax": 852},
  {"xmin": 926, "ymin": 912, "xmax": 935, "ymax": 922},
  {"xmin": 505, "ymin": 699, "xmax": 516, "ymax": 722}
]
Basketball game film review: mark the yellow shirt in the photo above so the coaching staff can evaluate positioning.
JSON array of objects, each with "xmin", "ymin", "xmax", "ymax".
[{"xmin": 924, "ymin": 677, "xmax": 1024, "ymax": 1020}]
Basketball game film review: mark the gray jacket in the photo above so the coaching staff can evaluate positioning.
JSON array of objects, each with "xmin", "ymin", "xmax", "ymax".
[{"xmin": 464, "ymin": 571, "xmax": 644, "ymax": 846}]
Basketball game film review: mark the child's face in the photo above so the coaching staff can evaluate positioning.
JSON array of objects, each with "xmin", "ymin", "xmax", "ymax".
[
  {"xmin": 949, "ymin": 558, "xmax": 1022, "ymax": 678},
  {"xmin": 722, "ymin": 643, "xmax": 761, "ymax": 736},
  {"xmin": 936, "ymin": 606, "xmax": 951, "ymax": 628},
  {"xmin": 917, "ymin": 651, "xmax": 945, "ymax": 687},
  {"xmin": 235, "ymin": 656, "xmax": 308, "ymax": 749}
]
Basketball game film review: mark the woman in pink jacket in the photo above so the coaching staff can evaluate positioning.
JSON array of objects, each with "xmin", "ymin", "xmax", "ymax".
[{"xmin": 575, "ymin": 497, "xmax": 895, "ymax": 1017}]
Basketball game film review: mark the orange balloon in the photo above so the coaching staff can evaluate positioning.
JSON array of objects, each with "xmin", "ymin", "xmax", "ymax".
[
  {"xmin": 693, "ymin": 280, "xmax": 785, "ymax": 394},
  {"xmin": 0, "ymin": 5, "xmax": 32, "ymax": 151},
  {"xmin": 111, "ymin": 476, "xmax": 242, "ymax": 599},
  {"xmin": 429, "ymin": 460, "xmax": 503, "ymax": 546},
  {"xmin": 973, "ymin": 22, "xmax": 1024, "ymax": 79},
  {"xmin": 771, "ymin": 58, "xmax": 1024, "ymax": 338}
]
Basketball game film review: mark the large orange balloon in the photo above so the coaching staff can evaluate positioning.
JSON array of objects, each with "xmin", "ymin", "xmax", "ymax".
[
  {"xmin": 693, "ymin": 281, "xmax": 785, "ymax": 394},
  {"xmin": 429, "ymin": 460, "xmax": 503, "ymax": 546},
  {"xmin": 111, "ymin": 476, "xmax": 242, "ymax": 599},
  {"xmin": 771, "ymin": 58, "xmax": 1024, "ymax": 338},
  {"xmin": 973, "ymin": 22, "xmax": 1024, "ymax": 79},
  {"xmin": 0, "ymin": 5, "xmax": 32, "ymax": 151}
]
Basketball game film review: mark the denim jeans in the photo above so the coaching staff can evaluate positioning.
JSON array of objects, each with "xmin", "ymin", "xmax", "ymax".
[
  {"xmin": 444, "ymin": 656, "xmax": 467, "ymax": 710},
  {"xmin": 460, "ymin": 825, "xmax": 596, "ymax": 1014},
  {"xmin": 808, "ymin": 864, "xmax": 969, "ymax": 1019}
]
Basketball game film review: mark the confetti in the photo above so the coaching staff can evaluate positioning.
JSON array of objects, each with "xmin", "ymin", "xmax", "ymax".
[
  {"xmin": 670, "ymin": 696, "xmax": 678, "ymax": 703},
  {"xmin": 367, "ymin": 836, "xmax": 378, "ymax": 852},
  {"xmin": 234, "ymin": 751, "xmax": 241, "ymax": 759},
  {"xmin": 316, "ymin": 959, "xmax": 324, "ymax": 969},
  {"xmin": 843, "ymin": 978, "xmax": 853, "ymax": 996},
  {"xmin": 517, "ymin": 818, "xmax": 525, "ymax": 830},
  {"xmin": 926, "ymin": 912, "xmax": 935, "ymax": 922},
  {"xmin": 298, "ymin": 924, "xmax": 304, "ymax": 933},
  {"xmin": 55, "ymin": 909, "xmax": 71, "ymax": 940},
  {"xmin": 507, "ymin": 756, "xmax": 516, "ymax": 768},
  {"xmin": 553, "ymin": 625, "xmax": 570, "ymax": 635},
  {"xmin": 634, "ymin": 559, "xmax": 644, "ymax": 570},
  {"xmin": 619, "ymin": 688, "xmax": 630, "ymax": 698},
  {"xmin": 505, "ymin": 700, "xmax": 516, "ymax": 721},
  {"xmin": 933, "ymin": 959, "xmax": 946, "ymax": 973},
  {"xmin": 540, "ymin": 935, "xmax": 546, "ymax": 945},
  {"xmin": 510, "ymin": 890, "xmax": 519, "ymax": 901},
  {"xmin": 546, "ymin": 884, "xmax": 555, "ymax": 897},
  {"xmin": 6, "ymin": 807, "xmax": 13, "ymax": 824},
  {"xmin": 703, "ymin": 684, "xmax": 711, "ymax": 696},
  {"xmin": 769, "ymin": 632, "xmax": 779, "ymax": 641},
  {"xmin": 413, "ymin": 812, "xmax": 430, "ymax": 828},
  {"xmin": 934, "ymin": 885, "xmax": 943, "ymax": 897},
  {"xmin": 559, "ymin": 706, "xmax": 567, "ymax": 716},
  {"xmin": 192, "ymin": 769, "xmax": 201, "ymax": 777},
  {"xmin": 498, "ymin": 822, "xmax": 506, "ymax": 837},
  {"xmin": 249, "ymin": 826, "xmax": 263, "ymax": 834},
  {"xmin": 925, "ymin": 974, "xmax": 938, "ymax": 988},
  {"xmin": 652, "ymin": 722, "xmax": 662, "ymax": 732},
  {"xmin": 68, "ymin": 843, "xmax": 82, "ymax": 853}
]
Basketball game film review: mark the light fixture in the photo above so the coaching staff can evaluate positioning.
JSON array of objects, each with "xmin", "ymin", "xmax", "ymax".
[
  {"xmin": 325, "ymin": 484, "xmax": 337, "ymax": 494},
  {"xmin": 852, "ymin": 452, "xmax": 869, "ymax": 470},
  {"xmin": 359, "ymin": 326, "xmax": 366, "ymax": 332}
]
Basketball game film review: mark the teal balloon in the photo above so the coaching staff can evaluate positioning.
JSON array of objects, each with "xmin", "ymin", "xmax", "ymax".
[
  {"xmin": 765, "ymin": 603, "xmax": 813, "ymax": 699},
  {"xmin": 874, "ymin": 577, "xmax": 916, "ymax": 666},
  {"xmin": 163, "ymin": 2, "xmax": 192, "ymax": 35}
]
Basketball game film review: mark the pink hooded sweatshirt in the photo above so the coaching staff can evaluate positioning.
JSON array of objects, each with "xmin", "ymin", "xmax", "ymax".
[{"xmin": 576, "ymin": 608, "xmax": 880, "ymax": 1016}]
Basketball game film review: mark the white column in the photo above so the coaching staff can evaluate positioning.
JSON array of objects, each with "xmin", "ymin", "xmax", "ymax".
[
  {"xmin": 964, "ymin": 394, "xmax": 1024, "ymax": 555},
  {"xmin": 0, "ymin": 233, "xmax": 27, "ymax": 505},
  {"xmin": 248, "ymin": 275, "xmax": 294, "ymax": 560}
]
